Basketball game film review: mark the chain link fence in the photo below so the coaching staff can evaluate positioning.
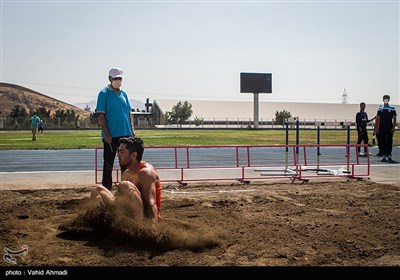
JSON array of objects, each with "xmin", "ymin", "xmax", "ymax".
[{"xmin": 0, "ymin": 116, "xmax": 99, "ymax": 130}]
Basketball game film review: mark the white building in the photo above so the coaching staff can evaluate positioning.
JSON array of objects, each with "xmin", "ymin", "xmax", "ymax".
[{"xmin": 133, "ymin": 99, "xmax": 398, "ymax": 128}]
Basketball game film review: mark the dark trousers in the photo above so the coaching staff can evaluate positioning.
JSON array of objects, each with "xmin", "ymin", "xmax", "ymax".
[
  {"xmin": 102, "ymin": 136, "xmax": 129, "ymax": 190},
  {"xmin": 379, "ymin": 130, "xmax": 393, "ymax": 157},
  {"xmin": 357, "ymin": 127, "xmax": 368, "ymax": 153},
  {"xmin": 375, "ymin": 133, "xmax": 382, "ymax": 155}
]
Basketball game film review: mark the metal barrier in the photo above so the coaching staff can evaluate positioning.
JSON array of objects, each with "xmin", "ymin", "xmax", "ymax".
[{"xmin": 95, "ymin": 144, "xmax": 370, "ymax": 185}]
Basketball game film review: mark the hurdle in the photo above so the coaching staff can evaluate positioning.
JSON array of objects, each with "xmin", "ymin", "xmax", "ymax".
[{"xmin": 94, "ymin": 143, "xmax": 370, "ymax": 185}]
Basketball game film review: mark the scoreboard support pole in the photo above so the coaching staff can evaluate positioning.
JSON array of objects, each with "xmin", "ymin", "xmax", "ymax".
[{"xmin": 253, "ymin": 92, "xmax": 259, "ymax": 128}]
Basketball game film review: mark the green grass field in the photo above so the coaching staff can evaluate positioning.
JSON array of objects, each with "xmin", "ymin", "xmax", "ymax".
[{"xmin": 1, "ymin": 129, "xmax": 398, "ymax": 150}]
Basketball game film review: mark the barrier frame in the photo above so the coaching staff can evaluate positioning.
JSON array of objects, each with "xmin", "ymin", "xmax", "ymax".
[{"xmin": 95, "ymin": 144, "xmax": 370, "ymax": 185}]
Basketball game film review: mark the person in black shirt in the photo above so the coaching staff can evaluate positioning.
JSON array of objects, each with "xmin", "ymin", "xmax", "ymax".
[
  {"xmin": 375, "ymin": 95, "xmax": 397, "ymax": 162},
  {"xmin": 356, "ymin": 102, "xmax": 375, "ymax": 156}
]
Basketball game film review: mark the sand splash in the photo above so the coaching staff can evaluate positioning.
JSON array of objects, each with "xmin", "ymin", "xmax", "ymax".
[{"xmin": 60, "ymin": 197, "xmax": 221, "ymax": 252}]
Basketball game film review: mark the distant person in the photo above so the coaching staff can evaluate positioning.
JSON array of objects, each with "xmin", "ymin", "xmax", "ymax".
[
  {"xmin": 355, "ymin": 102, "xmax": 375, "ymax": 156},
  {"xmin": 38, "ymin": 119, "xmax": 44, "ymax": 133},
  {"xmin": 91, "ymin": 137, "xmax": 162, "ymax": 225},
  {"xmin": 29, "ymin": 114, "xmax": 40, "ymax": 141},
  {"xmin": 95, "ymin": 67, "xmax": 135, "ymax": 190},
  {"xmin": 375, "ymin": 94, "xmax": 397, "ymax": 162}
]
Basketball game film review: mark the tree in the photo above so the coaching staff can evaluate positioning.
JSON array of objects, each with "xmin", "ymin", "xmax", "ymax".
[
  {"xmin": 9, "ymin": 105, "xmax": 28, "ymax": 127},
  {"xmin": 32, "ymin": 107, "xmax": 51, "ymax": 117},
  {"xmin": 53, "ymin": 109, "xmax": 80, "ymax": 128},
  {"xmin": 53, "ymin": 109, "xmax": 66, "ymax": 127},
  {"xmin": 194, "ymin": 116, "xmax": 204, "ymax": 127},
  {"xmin": 166, "ymin": 101, "xmax": 193, "ymax": 127},
  {"xmin": 9, "ymin": 105, "xmax": 28, "ymax": 118},
  {"xmin": 89, "ymin": 111, "xmax": 99, "ymax": 126},
  {"xmin": 274, "ymin": 110, "xmax": 292, "ymax": 127}
]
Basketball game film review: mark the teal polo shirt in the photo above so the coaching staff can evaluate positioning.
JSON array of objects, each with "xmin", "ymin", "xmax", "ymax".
[{"xmin": 96, "ymin": 86, "xmax": 133, "ymax": 139}]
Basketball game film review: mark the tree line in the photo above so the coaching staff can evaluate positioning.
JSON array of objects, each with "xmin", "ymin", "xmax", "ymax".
[
  {"xmin": 164, "ymin": 100, "xmax": 292, "ymax": 127},
  {"xmin": 1, "ymin": 102, "xmax": 292, "ymax": 129},
  {"xmin": 1, "ymin": 105, "xmax": 98, "ymax": 129}
]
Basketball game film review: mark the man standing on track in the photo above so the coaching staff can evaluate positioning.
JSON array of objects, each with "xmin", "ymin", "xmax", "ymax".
[
  {"xmin": 375, "ymin": 94, "xmax": 397, "ymax": 162},
  {"xmin": 95, "ymin": 67, "xmax": 135, "ymax": 190}
]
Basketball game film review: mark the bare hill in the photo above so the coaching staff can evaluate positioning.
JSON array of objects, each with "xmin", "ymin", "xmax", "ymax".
[{"xmin": 0, "ymin": 82, "xmax": 90, "ymax": 118}]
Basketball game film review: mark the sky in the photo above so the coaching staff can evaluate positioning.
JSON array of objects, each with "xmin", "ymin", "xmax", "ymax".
[{"xmin": 1, "ymin": 0, "xmax": 399, "ymax": 106}]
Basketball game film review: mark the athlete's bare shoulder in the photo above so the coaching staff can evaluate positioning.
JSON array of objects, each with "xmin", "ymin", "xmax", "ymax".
[{"xmin": 138, "ymin": 162, "xmax": 158, "ymax": 180}]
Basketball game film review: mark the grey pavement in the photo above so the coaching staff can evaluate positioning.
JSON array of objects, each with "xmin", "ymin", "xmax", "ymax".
[{"xmin": 1, "ymin": 163, "xmax": 398, "ymax": 191}]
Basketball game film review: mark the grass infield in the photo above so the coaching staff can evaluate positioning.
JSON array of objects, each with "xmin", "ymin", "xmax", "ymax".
[{"xmin": 0, "ymin": 129, "xmax": 398, "ymax": 150}]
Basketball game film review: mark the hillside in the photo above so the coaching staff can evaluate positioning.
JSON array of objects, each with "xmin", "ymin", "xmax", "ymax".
[{"xmin": 0, "ymin": 82, "xmax": 90, "ymax": 118}]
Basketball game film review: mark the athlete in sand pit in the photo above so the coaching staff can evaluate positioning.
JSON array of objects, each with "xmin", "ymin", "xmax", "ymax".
[{"xmin": 91, "ymin": 137, "xmax": 162, "ymax": 225}]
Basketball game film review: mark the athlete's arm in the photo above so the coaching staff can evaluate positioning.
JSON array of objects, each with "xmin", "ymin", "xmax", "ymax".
[
  {"xmin": 98, "ymin": 113, "xmax": 112, "ymax": 144},
  {"xmin": 138, "ymin": 168, "xmax": 158, "ymax": 225}
]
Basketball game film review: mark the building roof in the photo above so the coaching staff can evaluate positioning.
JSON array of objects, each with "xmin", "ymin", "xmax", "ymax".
[{"xmin": 154, "ymin": 100, "xmax": 396, "ymax": 122}]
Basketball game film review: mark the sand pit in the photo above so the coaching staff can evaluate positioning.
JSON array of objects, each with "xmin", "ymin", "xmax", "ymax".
[{"xmin": 1, "ymin": 179, "xmax": 400, "ymax": 269}]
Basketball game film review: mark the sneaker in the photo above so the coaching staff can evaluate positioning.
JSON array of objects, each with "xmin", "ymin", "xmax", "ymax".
[
  {"xmin": 358, "ymin": 152, "xmax": 366, "ymax": 157},
  {"xmin": 381, "ymin": 158, "xmax": 388, "ymax": 162},
  {"xmin": 387, "ymin": 158, "xmax": 393, "ymax": 162}
]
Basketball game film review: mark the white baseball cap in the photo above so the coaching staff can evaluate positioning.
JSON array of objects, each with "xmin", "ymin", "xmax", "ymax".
[{"xmin": 109, "ymin": 67, "xmax": 124, "ymax": 78}]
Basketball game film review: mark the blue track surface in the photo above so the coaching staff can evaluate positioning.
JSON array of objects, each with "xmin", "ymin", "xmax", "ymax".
[{"xmin": 1, "ymin": 146, "xmax": 398, "ymax": 173}]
